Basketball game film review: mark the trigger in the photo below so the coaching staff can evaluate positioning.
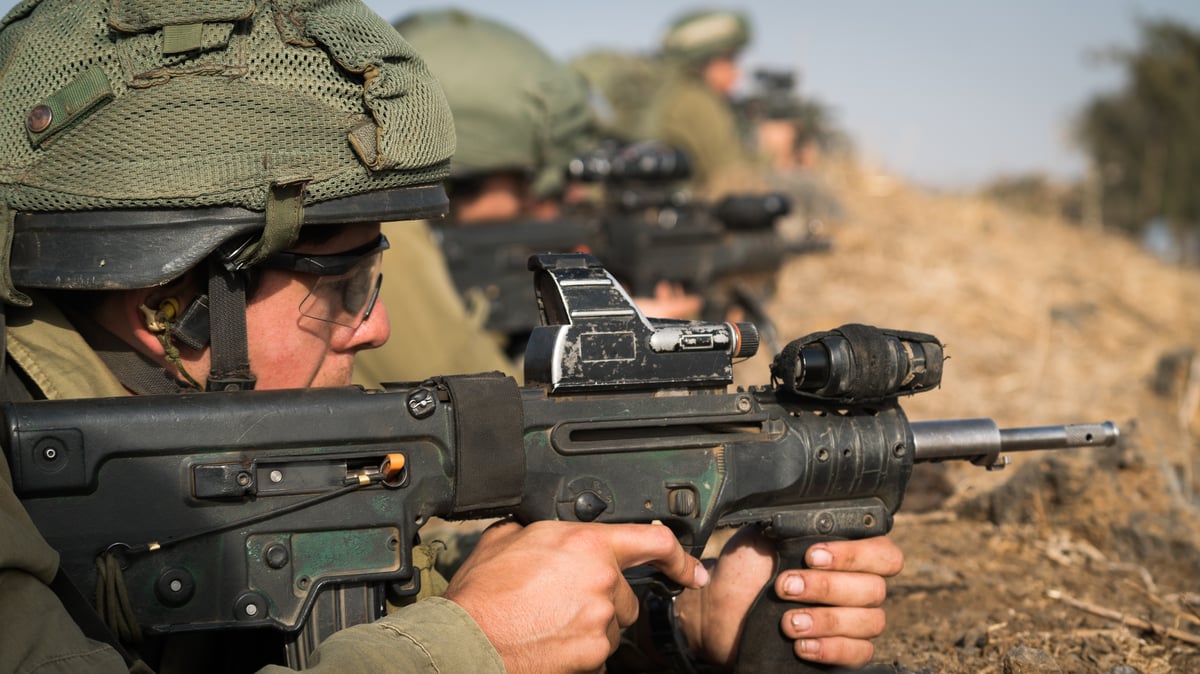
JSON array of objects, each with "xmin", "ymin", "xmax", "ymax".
[{"xmin": 623, "ymin": 563, "xmax": 684, "ymax": 596}]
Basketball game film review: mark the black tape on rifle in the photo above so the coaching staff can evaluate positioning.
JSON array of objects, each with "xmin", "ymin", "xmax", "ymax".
[{"xmin": 442, "ymin": 372, "xmax": 525, "ymax": 514}]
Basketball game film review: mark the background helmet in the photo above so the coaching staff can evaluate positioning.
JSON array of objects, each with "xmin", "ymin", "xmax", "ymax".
[
  {"xmin": 395, "ymin": 9, "xmax": 596, "ymax": 199},
  {"xmin": 660, "ymin": 9, "xmax": 752, "ymax": 68},
  {"xmin": 0, "ymin": 0, "xmax": 455, "ymax": 304}
]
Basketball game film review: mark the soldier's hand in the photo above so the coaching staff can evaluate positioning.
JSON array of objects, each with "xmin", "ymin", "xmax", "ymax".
[
  {"xmin": 675, "ymin": 529, "xmax": 903, "ymax": 669},
  {"xmin": 443, "ymin": 519, "xmax": 708, "ymax": 674}
]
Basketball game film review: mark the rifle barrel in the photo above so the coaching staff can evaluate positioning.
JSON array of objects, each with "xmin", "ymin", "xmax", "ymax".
[{"xmin": 911, "ymin": 418, "xmax": 1119, "ymax": 463}]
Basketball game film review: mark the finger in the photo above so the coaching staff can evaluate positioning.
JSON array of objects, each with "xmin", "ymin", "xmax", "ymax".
[
  {"xmin": 781, "ymin": 607, "xmax": 887, "ymax": 640},
  {"xmin": 612, "ymin": 576, "xmax": 641, "ymax": 629},
  {"xmin": 605, "ymin": 619, "xmax": 622, "ymax": 661},
  {"xmin": 793, "ymin": 636, "xmax": 875, "ymax": 668},
  {"xmin": 476, "ymin": 517, "xmax": 523, "ymax": 544},
  {"xmin": 805, "ymin": 537, "xmax": 904, "ymax": 576},
  {"xmin": 606, "ymin": 524, "xmax": 708, "ymax": 589},
  {"xmin": 775, "ymin": 569, "xmax": 888, "ymax": 608},
  {"xmin": 717, "ymin": 524, "xmax": 776, "ymax": 558}
]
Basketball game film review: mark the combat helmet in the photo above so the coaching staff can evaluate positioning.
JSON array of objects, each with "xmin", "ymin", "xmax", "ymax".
[
  {"xmin": 0, "ymin": 0, "xmax": 455, "ymax": 390},
  {"xmin": 395, "ymin": 9, "xmax": 596, "ymax": 199},
  {"xmin": 660, "ymin": 8, "xmax": 751, "ymax": 69}
]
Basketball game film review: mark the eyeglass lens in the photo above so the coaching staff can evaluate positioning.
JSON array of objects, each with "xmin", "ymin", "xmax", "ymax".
[{"xmin": 296, "ymin": 248, "xmax": 385, "ymax": 328}]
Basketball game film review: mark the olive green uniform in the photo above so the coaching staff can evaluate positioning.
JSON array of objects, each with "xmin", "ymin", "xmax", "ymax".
[
  {"xmin": 640, "ymin": 71, "xmax": 764, "ymax": 198},
  {"xmin": 643, "ymin": 72, "xmax": 744, "ymax": 195},
  {"xmin": 0, "ymin": 299, "xmax": 504, "ymax": 673},
  {"xmin": 631, "ymin": 9, "xmax": 766, "ymax": 198}
]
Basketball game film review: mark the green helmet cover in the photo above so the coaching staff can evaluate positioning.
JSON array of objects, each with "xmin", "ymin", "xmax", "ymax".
[
  {"xmin": 0, "ymin": 0, "xmax": 456, "ymax": 299},
  {"xmin": 395, "ymin": 9, "xmax": 596, "ymax": 198},
  {"xmin": 661, "ymin": 9, "xmax": 751, "ymax": 67}
]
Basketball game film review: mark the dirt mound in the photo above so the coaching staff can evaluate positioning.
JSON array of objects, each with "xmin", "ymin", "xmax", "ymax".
[{"xmin": 758, "ymin": 158, "xmax": 1200, "ymax": 672}]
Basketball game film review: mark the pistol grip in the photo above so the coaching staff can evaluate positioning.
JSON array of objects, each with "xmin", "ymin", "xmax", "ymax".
[{"xmin": 734, "ymin": 535, "xmax": 842, "ymax": 673}]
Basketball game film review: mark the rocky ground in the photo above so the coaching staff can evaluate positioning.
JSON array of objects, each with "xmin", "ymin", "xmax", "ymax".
[{"xmin": 747, "ymin": 159, "xmax": 1200, "ymax": 673}]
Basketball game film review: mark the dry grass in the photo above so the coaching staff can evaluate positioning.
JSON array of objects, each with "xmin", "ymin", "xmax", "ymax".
[{"xmin": 770, "ymin": 157, "xmax": 1198, "ymax": 427}]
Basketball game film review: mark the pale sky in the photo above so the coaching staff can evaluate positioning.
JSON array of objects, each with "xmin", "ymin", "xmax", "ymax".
[
  {"xmin": 4, "ymin": 1, "xmax": 1199, "ymax": 190},
  {"xmin": 371, "ymin": 1, "xmax": 1200, "ymax": 190}
]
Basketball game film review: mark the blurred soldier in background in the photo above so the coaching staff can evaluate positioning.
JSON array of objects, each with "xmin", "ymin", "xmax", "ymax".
[
  {"xmin": 636, "ymin": 8, "xmax": 766, "ymax": 197},
  {"xmin": 737, "ymin": 67, "xmax": 847, "ymax": 239},
  {"xmin": 740, "ymin": 69, "xmax": 815, "ymax": 173},
  {"xmin": 570, "ymin": 10, "xmax": 844, "ymax": 226},
  {"xmin": 570, "ymin": 11, "xmax": 834, "ymax": 350}
]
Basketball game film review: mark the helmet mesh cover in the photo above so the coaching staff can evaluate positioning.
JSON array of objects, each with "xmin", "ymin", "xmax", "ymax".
[{"xmin": 0, "ymin": 0, "xmax": 455, "ymax": 213}]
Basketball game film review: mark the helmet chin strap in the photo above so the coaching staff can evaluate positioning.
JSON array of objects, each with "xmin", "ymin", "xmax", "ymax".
[
  {"xmin": 144, "ymin": 261, "xmax": 256, "ymax": 392},
  {"xmin": 204, "ymin": 261, "xmax": 256, "ymax": 391},
  {"xmin": 201, "ymin": 180, "xmax": 308, "ymax": 392}
]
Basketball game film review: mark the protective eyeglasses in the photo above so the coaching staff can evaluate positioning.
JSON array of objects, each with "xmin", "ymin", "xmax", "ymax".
[{"xmin": 258, "ymin": 234, "xmax": 389, "ymax": 329}]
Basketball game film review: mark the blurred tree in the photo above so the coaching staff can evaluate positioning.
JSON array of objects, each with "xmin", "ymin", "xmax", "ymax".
[{"xmin": 1076, "ymin": 18, "xmax": 1200, "ymax": 252}]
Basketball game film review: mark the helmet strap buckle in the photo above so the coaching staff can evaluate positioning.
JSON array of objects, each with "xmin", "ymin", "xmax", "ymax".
[{"xmin": 170, "ymin": 294, "xmax": 211, "ymax": 351}]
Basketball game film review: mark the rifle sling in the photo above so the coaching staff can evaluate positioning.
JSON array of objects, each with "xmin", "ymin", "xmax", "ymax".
[{"xmin": 441, "ymin": 372, "xmax": 524, "ymax": 514}]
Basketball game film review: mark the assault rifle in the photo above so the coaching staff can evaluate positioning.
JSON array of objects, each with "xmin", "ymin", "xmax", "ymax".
[{"xmin": 6, "ymin": 254, "xmax": 1116, "ymax": 672}]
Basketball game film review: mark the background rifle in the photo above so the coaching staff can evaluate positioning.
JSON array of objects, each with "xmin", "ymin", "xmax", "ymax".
[
  {"xmin": 430, "ymin": 139, "xmax": 829, "ymax": 357},
  {"xmin": 432, "ymin": 216, "xmax": 600, "ymax": 357},
  {"xmin": 566, "ymin": 139, "xmax": 831, "ymax": 353},
  {"xmin": 5, "ymin": 254, "xmax": 1115, "ymax": 672}
]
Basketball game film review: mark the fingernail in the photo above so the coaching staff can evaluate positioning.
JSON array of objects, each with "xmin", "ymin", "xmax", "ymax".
[
  {"xmin": 790, "ymin": 612, "xmax": 813, "ymax": 632},
  {"xmin": 784, "ymin": 575, "xmax": 804, "ymax": 596},
  {"xmin": 694, "ymin": 563, "xmax": 710, "ymax": 587},
  {"xmin": 799, "ymin": 639, "xmax": 819, "ymax": 655},
  {"xmin": 809, "ymin": 548, "xmax": 833, "ymax": 568}
]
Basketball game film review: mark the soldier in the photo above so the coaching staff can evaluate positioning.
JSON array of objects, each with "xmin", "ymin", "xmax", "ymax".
[
  {"xmin": 636, "ymin": 8, "xmax": 766, "ymax": 198},
  {"xmin": 0, "ymin": 2, "xmax": 901, "ymax": 673},
  {"xmin": 737, "ymin": 68, "xmax": 847, "ymax": 240}
]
